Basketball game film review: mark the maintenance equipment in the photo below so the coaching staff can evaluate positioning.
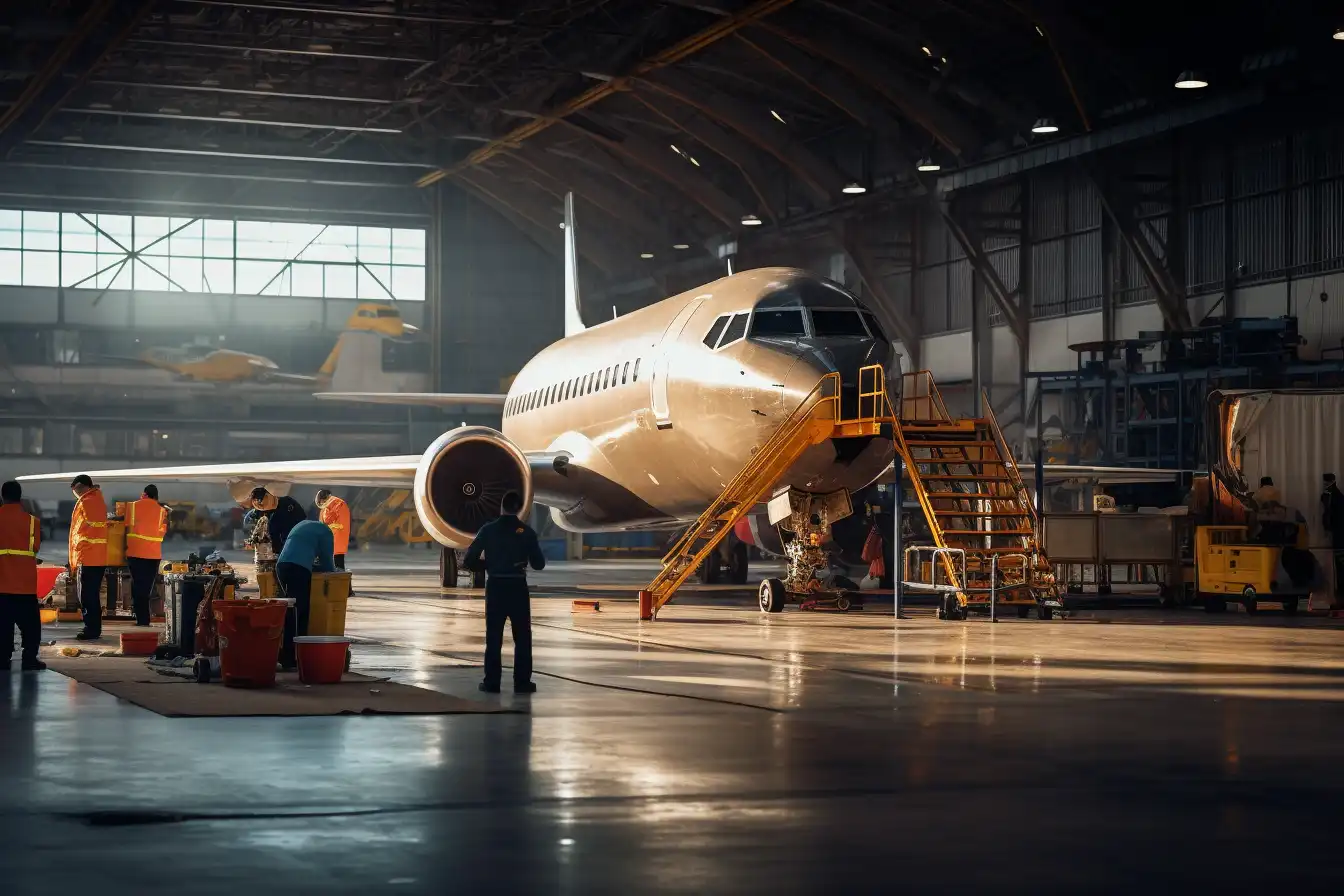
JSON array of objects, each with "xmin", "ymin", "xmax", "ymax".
[
  {"xmin": 1194, "ymin": 524, "xmax": 1315, "ymax": 614},
  {"xmin": 896, "ymin": 373, "xmax": 1060, "ymax": 620},
  {"xmin": 640, "ymin": 367, "xmax": 1060, "ymax": 620}
]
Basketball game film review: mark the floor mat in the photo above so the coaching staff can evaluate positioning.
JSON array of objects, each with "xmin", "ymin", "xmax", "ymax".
[{"xmin": 43, "ymin": 655, "xmax": 508, "ymax": 717}]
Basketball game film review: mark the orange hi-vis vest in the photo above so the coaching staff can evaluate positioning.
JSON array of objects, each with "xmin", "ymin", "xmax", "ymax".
[
  {"xmin": 126, "ymin": 496, "xmax": 169, "ymax": 560},
  {"xmin": 320, "ymin": 496, "xmax": 351, "ymax": 555},
  {"xmin": 70, "ymin": 487, "xmax": 109, "ymax": 567},
  {"xmin": 0, "ymin": 502, "xmax": 40, "ymax": 595}
]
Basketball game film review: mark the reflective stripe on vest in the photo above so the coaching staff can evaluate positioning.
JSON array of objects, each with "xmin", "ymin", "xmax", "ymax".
[
  {"xmin": 127, "ymin": 533, "xmax": 163, "ymax": 542},
  {"xmin": 0, "ymin": 515, "xmax": 37, "ymax": 557}
]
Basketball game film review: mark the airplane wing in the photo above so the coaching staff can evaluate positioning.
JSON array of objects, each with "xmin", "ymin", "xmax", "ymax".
[
  {"xmin": 261, "ymin": 372, "xmax": 322, "ymax": 386},
  {"xmin": 315, "ymin": 392, "xmax": 507, "ymax": 407},
  {"xmin": 19, "ymin": 457, "xmax": 420, "ymax": 498}
]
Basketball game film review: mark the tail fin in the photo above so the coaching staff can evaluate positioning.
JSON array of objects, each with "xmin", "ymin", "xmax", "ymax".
[
  {"xmin": 564, "ymin": 192, "xmax": 586, "ymax": 337},
  {"xmin": 317, "ymin": 333, "xmax": 346, "ymax": 380}
]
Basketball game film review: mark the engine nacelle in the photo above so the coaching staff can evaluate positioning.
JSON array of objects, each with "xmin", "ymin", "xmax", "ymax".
[{"xmin": 412, "ymin": 426, "xmax": 532, "ymax": 547}]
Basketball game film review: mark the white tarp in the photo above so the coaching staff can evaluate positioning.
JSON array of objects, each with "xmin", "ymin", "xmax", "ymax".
[{"xmin": 1236, "ymin": 392, "xmax": 1344, "ymax": 604}]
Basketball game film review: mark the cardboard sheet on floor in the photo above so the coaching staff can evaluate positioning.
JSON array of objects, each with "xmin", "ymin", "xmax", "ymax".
[{"xmin": 43, "ymin": 656, "xmax": 507, "ymax": 717}]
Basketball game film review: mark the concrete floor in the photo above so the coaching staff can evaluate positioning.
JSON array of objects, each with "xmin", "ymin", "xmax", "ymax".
[{"xmin": 4, "ymin": 550, "xmax": 1343, "ymax": 893}]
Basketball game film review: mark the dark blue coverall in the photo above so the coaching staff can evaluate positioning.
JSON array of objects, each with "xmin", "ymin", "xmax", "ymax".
[{"xmin": 463, "ymin": 514, "xmax": 546, "ymax": 688}]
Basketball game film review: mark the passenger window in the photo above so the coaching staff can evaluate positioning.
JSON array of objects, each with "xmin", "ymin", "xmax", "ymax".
[
  {"xmin": 718, "ymin": 313, "xmax": 748, "ymax": 346},
  {"xmin": 750, "ymin": 308, "xmax": 805, "ymax": 338},
  {"xmin": 703, "ymin": 315, "xmax": 729, "ymax": 348},
  {"xmin": 602, "ymin": 368, "xmax": 609, "ymax": 390},
  {"xmin": 632, "ymin": 358, "xmax": 640, "ymax": 382},
  {"xmin": 622, "ymin": 361, "xmax": 629, "ymax": 384}
]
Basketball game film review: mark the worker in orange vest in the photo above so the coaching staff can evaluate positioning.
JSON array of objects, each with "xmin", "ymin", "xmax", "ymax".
[
  {"xmin": 315, "ymin": 489, "xmax": 351, "ymax": 570},
  {"xmin": 0, "ymin": 480, "xmax": 45, "ymax": 672},
  {"xmin": 125, "ymin": 484, "xmax": 168, "ymax": 626},
  {"xmin": 69, "ymin": 474, "xmax": 109, "ymax": 641}
]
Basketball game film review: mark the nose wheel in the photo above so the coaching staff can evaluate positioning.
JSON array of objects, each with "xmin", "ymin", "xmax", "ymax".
[{"xmin": 759, "ymin": 578, "xmax": 785, "ymax": 613}]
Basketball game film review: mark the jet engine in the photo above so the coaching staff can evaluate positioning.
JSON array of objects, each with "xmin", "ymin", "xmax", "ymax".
[{"xmin": 412, "ymin": 426, "xmax": 532, "ymax": 547}]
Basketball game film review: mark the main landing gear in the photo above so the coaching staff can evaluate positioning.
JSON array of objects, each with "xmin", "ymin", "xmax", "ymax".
[{"xmin": 439, "ymin": 547, "xmax": 485, "ymax": 589}]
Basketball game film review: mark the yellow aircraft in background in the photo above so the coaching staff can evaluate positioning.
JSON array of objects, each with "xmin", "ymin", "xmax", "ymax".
[{"xmin": 130, "ymin": 302, "xmax": 418, "ymax": 385}]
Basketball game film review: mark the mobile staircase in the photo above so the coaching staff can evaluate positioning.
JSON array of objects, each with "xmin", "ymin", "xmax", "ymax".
[
  {"xmin": 639, "ymin": 364, "xmax": 894, "ymax": 619},
  {"xmin": 896, "ymin": 372, "xmax": 1060, "ymax": 619},
  {"xmin": 639, "ymin": 367, "xmax": 1058, "ymax": 620}
]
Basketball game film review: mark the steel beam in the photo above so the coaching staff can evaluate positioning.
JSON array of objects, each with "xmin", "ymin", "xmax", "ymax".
[
  {"xmin": 169, "ymin": 0, "xmax": 518, "ymax": 25},
  {"xmin": 628, "ymin": 92, "xmax": 781, "ymax": 220},
  {"xmin": 25, "ymin": 139, "xmax": 436, "ymax": 168},
  {"xmin": 416, "ymin": 0, "xmax": 797, "ymax": 188},
  {"xmin": 564, "ymin": 118, "xmax": 748, "ymax": 229},
  {"xmin": 89, "ymin": 79, "xmax": 398, "ymax": 104},
  {"xmin": 126, "ymin": 38, "xmax": 430, "ymax": 64},
  {"xmin": 758, "ymin": 14, "xmax": 979, "ymax": 157},
  {"xmin": 510, "ymin": 153, "xmax": 680, "ymax": 248},
  {"xmin": 1083, "ymin": 162, "xmax": 1192, "ymax": 331},
  {"xmin": 638, "ymin": 68, "xmax": 845, "ymax": 206},
  {"xmin": 839, "ymin": 217, "xmax": 922, "ymax": 369},
  {"xmin": 59, "ymin": 107, "xmax": 403, "ymax": 133}
]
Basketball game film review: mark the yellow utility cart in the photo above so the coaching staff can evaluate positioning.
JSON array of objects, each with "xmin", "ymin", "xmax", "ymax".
[{"xmin": 1195, "ymin": 524, "xmax": 1314, "ymax": 614}]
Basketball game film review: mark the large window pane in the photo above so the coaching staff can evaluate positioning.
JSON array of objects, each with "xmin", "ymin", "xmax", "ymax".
[
  {"xmin": 236, "ymin": 259, "xmax": 285, "ymax": 293},
  {"xmin": 292, "ymin": 262, "xmax": 323, "ymax": 298},
  {"xmin": 96, "ymin": 215, "xmax": 133, "ymax": 252},
  {"xmin": 169, "ymin": 255, "xmax": 204, "ymax": 292},
  {"xmin": 202, "ymin": 258, "xmax": 234, "ymax": 293},
  {"xmin": 61, "ymin": 213, "xmax": 97, "ymax": 252},
  {"xmin": 357, "ymin": 226, "xmax": 391, "ymax": 263},
  {"xmin": 390, "ymin": 265, "xmax": 425, "ymax": 302},
  {"xmin": 134, "ymin": 215, "xmax": 170, "ymax": 252},
  {"xmin": 0, "ymin": 249, "xmax": 20, "ymax": 285},
  {"xmin": 23, "ymin": 211, "xmax": 59, "ymax": 250},
  {"xmin": 203, "ymin": 219, "xmax": 233, "ymax": 257},
  {"xmin": 323, "ymin": 263, "xmax": 357, "ymax": 298},
  {"xmin": 357, "ymin": 263, "xmax": 393, "ymax": 299},
  {"xmin": 97, "ymin": 257, "xmax": 131, "ymax": 289},
  {"xmin": 132, "ymin": 259, "xmax": 169, "ymax": 292},
  {"xmin": 168, "ymin": 218, "xmax": 203, "ymax": 257},
  {"xmin": 61, "ymin": 252, "xmax": 97, "ymax": 287},
  {"xmin": 22, "ymin": 251, "xmax": 59, "ymax": 286}
]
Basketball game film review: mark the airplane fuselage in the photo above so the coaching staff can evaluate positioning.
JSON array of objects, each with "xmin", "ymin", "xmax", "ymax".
[{"xmin": 500, "ymin": 268, "xmax": 897, "ymax": 532}]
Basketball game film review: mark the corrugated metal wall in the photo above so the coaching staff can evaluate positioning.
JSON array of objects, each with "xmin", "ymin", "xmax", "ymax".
[{"xmin": 903, "ymin": 122, "xmax": 1344, "ymax": 336}]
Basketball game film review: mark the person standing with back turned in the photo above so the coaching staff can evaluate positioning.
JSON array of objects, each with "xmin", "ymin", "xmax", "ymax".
[
  {"xmin": 464, "ymin": 490, "xmax": 545, "ymax": 694},
  {"xmin": 315, "ymin": 490, "xmax": 351, "ymax": 570},
  {"xmin": 68, "ymin": 474, "xmax": 108, "ymax": 641},
  {"xmin": 125, "ymin": 484, "xmax": 168, "ymax": 626},
  {"xmin": 0, "ymin": 481, "xmax": 46, "ymax": 672}
]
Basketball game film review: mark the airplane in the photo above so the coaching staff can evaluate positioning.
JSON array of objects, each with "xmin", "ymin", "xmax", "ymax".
[
  {"xmin": 122, "ymin": 302, "xmax": 419, "ymax": 386},
  {"xmin": 20, "ymin": 195, "xmax": 1173, "ymax": 604}
]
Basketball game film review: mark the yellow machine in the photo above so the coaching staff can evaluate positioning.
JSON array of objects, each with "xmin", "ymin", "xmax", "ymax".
[
  {"xmin": 356, "ymin": 489, "xmax": 432, "ymax": 545},
  {"xmin": 166, "ymin": 502, "xmax": 223, "ymax": 540},
  {"xmin": 1195, "ymin": 525, "xmax": 1312, "ymax": 614},
  {"xmin": 131, "ymin": 302, "xmax": 416, "ymax": 385}
]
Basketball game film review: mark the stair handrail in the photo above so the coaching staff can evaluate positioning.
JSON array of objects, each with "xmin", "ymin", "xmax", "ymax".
[
  {"xmin": 980, "ymin": 387, "xmax": 1040, "ymax": 531},
  {"xmin": 647, "ymin": 371, "xmax": 841, "ymax": 607}
]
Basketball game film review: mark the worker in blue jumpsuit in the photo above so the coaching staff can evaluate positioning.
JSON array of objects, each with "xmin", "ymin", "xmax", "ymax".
[
  {"xmin": 274, "ymin": 518, "xmax": 336, "ymax": 669},
  {"xmin": 463, "ymin": 491, "xmax": 545, "ymax": 694}
]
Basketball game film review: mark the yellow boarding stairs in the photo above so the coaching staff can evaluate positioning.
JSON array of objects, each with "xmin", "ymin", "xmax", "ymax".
[
  {"xmin": 640, "ymin": 364, "xmax": 894, "ymax": 619},
  {"xmin": 896, "ymin": 372, "xmax": 1060, "ymax": 619}
]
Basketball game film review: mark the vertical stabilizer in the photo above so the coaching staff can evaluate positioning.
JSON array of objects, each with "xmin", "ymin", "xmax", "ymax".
[{"xmin": 564, "ymin": 192, "xmax": 586, "ymax": 337}]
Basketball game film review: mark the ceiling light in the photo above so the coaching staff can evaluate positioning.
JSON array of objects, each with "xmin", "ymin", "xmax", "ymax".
[
  {"xmin": 940, "ymin": 56, "xmax": 948, "ymax": 64},
  {"xmin": 89, "ymin": 102, "xmax": 111, "ymax": 109},
  {"xmin": 1174, "ymin": 70, "xmax": 1208, "ymax": 89},
  {"xmin": 916, "ymin": 157, "xmax": 940, "ymax": 172},
  {"xmin": 558, "ymin": 222, "xmax": 565, "ymax": 229},
  {"xmin": 308, "ymin": 42, "xmax": 333, "ymax": 52},
  {"xmin": 741, "ymin": 214, "xmax": 762, "ymax": 226},
  {"xmin": 1031, "ymin": 116, "xmax": 1059, "ymax": 134},
  {"xmin": 640, "ymin": 252, "xmax": 654, "ymax": 259},
  {"xmin": 770, "ymin": 110, "xmax": 785, "ymax": 123},
  {"xmin": 921, "ymin": 46, "xmax": 932, "ymax": 56},
  {"xmin": 1034, "ymin": 24, "xmax": 1044, "ymax": 37},
  {"xmin": 841, "ymin": 181, "xmax": 867, "ymax": 194},
  {"xmin": 1335, "ymin": 27, "xmax": 1344, "ymax": 40},
  {"xmin": 670, "ymin": 143, "xmax": 700, "ymax": 166},
  {"xmin": 672, "ymin": 243, "xmax": 690, "ymax": 250}
]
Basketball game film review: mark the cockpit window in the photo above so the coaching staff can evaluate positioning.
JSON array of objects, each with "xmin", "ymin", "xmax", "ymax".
[
  {"xmin": 861, "ymin": 311, "xmax": 886, "ymax": 341},
  {"xmin": 750, "ymin": 308, "xmax": 806, "ymax": 338},
  {"xmin": 811, "ymin": 309, "xmax": 868, "ymax": 337},
  {"xmin": 703, "ymin": 315, "xmax": 729, "ymax": 348},
  {"xmin": 718, "ymin": 313, "xmax": 748, "ymax": 347}
]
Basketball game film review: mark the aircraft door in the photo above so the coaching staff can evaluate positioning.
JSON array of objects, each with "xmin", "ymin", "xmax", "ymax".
[{"xmin": 651, "ymin": 297, "xmax": 706, "ymax": 430}]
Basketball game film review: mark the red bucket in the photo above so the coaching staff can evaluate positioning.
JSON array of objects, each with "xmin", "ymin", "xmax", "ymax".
[
  {"xmin": 215, "ymin": 599, "xmax": 288, "ymax": 689},
  {"xmin": 294, "ymin": 636, "xmax": 349, "ymax": 685},
  {"xmin": 36, "ymin": 565, "xmax": 62, "ymax": 600}
]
